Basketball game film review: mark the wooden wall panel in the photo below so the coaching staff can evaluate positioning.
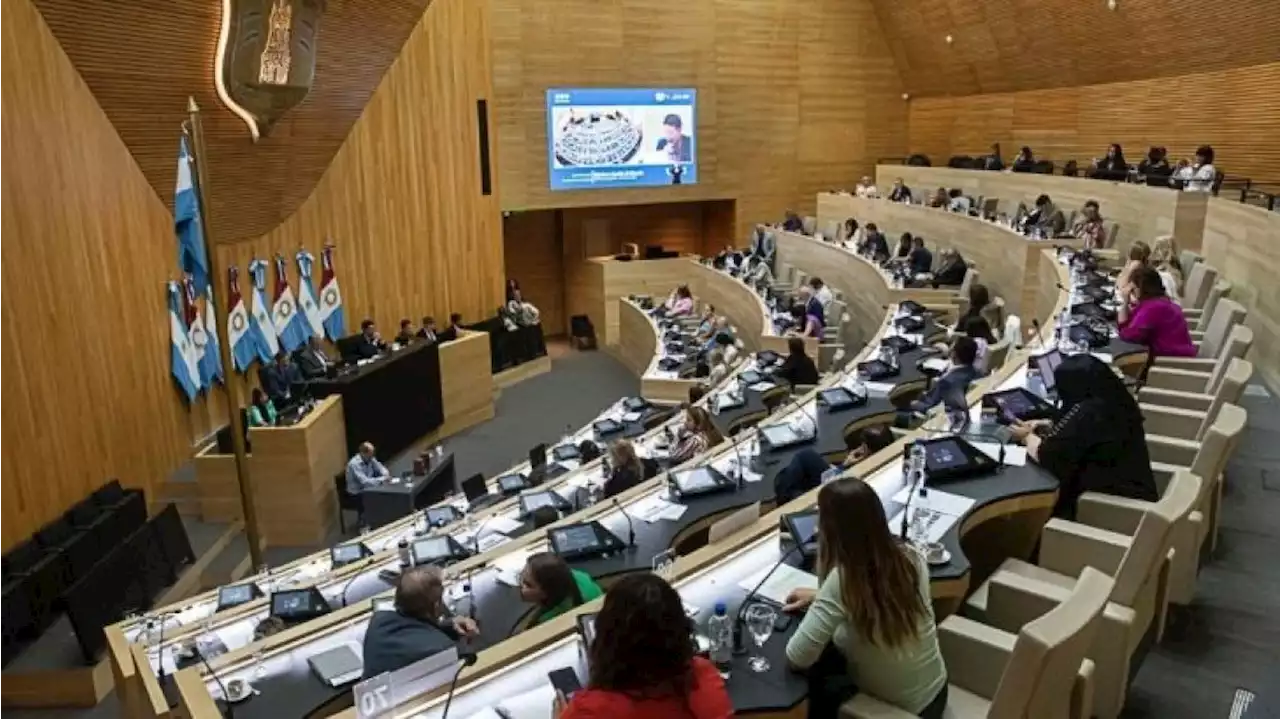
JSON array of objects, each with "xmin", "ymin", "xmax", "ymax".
[
  {"xmin": 0, "ymin": 0, "xmax": 221, "ymax": 550},
  {"xmin": 871, "ymin": 0, "xmax": 1280, "ymax": 97},
  {"xmin": 503, "ymin": 212, "xmax": 565, "ymax": 336},
  {"xmin": 1201, "ymin": 199, "xmax": 1280, "ymax": 394},
  {"xmin": 31, "ymin": 0, "xmax": 433, "ymax": 241},
  {"xmin": 907, "ymin": 63, "xmax": 1280, "ymax": 187},
  {"xmin": 215, "ymin": 0, "xmax": 503, "ymax": 331},
  {"xmin": 491, "ymin": 0, "xmax": 907, "ymax": 239}
]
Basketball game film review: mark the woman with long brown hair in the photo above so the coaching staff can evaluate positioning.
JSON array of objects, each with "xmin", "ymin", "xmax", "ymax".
[
  {"xmin": 553, "ymin": 573, "xmax": 732, "ymax": 719},
  {"xmin": 668, "ymin": 406, "xmax": 725, "ymax": 464},
  {"xmin": 783, "ymin": 478, "xmax": 947, "ymax": 718},
  {"xmin": 519, "ymin": 552, "xmax": 602, "ymax": 626}
]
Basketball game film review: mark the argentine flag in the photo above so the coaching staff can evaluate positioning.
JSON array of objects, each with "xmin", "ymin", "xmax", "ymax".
[
  {"xmin": 272, "ymin": 254, "xmax": 314, "ymax": 352},
  {"xmin": 175, "ymin": 136, "xmax": 209, "ymax": 293},
  {"xmin": 295, "ymin": 250, "xmax": 325, "ymax": 337},
  {"xmin": 226, "ymin": 267, "xmax": 258, "ymax": 372},
  {"xmin": 182, "ymin": 276, "xmax": 209, "ymax": 392},
  {"xmin": 248, "ymin": 258, "xmax": 280, "ymax": 362},
  {"xmin": 200, "ymin": 285, "xmax": 225, "ymax": 386},
  {"xmin": 168, "ymin": 281, "xmax": 200, "ymax": 401},
  {"xmin": 318, "ymin": 245, "xmax": 345, "ymax": 340}
]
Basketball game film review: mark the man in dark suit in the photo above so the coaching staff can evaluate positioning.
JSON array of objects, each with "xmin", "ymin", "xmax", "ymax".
[
  {"xmin": 416, "ymin": 316, "xmax": 440, "ymax": 344},
  {"xmin": 295, "ymin": 336, "xmax": 335, "ymax": 379},
  {"xmin": 260, "ymin": 351, "xmax": 304, "ymax": 406},
  {"xmin": 354, "ymin": 319, "xmax": 387, "ymax": 360},
  {"xmin": 910, "ymin": 336, "xmax": 981, "ymax": 415},
  {"xmin": 437, "ymin": 313, "xmax": 463, "ymax": 343},
  {"xmin": 361, "ymin": 566, "xmax": 479, "ymax": 679}
]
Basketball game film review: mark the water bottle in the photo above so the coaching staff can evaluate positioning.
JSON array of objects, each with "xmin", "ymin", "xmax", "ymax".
[
  {"xmin": 397, "ymin": 539, "xmax": 411, "ymax": 568},
  {"xmin": 887, "ymin": 344, "xmax": 900, "ymax": 370},
  {"xmin": 707, "ymin": 602, "xmax": 734, "ymax": 674},
  {"xmin": 909, "ymin": 441, "xmax": 927, "ymax": 484},
  {"xmin": 909, "ymin": 487, "xmax": 931, "ymax": 547}
]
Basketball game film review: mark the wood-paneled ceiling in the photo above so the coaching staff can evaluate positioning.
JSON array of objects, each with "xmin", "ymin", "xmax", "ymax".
[
  {"xmin": 869, "ymin": 0, "xmax": 1280, "ymax": 98},
  {"xmin": 31, "ymin": 0, "xmax": 432, "ymax": 242}
]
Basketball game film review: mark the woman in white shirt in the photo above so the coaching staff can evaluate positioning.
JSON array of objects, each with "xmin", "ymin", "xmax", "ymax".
[
  {"xmin": 855, "ymin": 176, "xmax": 879, "ymax": 198},
  {"xmin": 1177, "ymin": 146, "xmax": 1217, "ymax": 192}
]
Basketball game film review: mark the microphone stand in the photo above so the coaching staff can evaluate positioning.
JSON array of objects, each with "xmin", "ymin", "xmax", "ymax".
[
  {"xmin": 196, "ymin": 647, "xmax": 235, "ymax": 718},
  {"xmin": 898, "ymin": 442, "xmax": 917, "ymax": 542},
  {"xmin": 733, "ymin": 541, "xmax": 805, "ymax": 654},
  {"xmin": 339, "ymin": 557, "xmax": 377, "ymax": 608},
  {"xmin": 610, "ymin": 498, "xmax": 637, "ymax": 548},
  {"xmin": 440, "ymin": 652, "xmax": 479, "ymax": 719}
]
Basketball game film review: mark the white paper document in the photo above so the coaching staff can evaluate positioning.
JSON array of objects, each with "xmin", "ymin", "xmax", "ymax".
[
  {"xmin": 483, "ymin": 515, "xmax": 524, "ymax": 535},
  {"xmin": 475, "ymin": 532, "xmax": 513, "ymax": 554},
  {"xmin": 495, "ymin": 685, "xmax": 556, "ymax": 719},
  {"xmin": 970, "ymin": 441, "xmax": 1028, "ymax": 467},
  {"xmin": 864, "ymin": 381, "xmax": 897, "ymax": 394},
  {"xmin": 890, "ymin": 488, "xmax": 977, "ymax": 518},
  {"xmin": 736, "ymin": 563, "xmax": 820, "ymax": 606},
  {"xmin": 888, "ymin": 509, "xmax": 961, "ymax": 545}
]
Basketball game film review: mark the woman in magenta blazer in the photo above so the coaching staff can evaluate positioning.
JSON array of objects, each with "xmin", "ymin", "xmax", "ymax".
[{"xmin": 1117, "ymin": 266, "xmax": 1196, "ymax": 357}]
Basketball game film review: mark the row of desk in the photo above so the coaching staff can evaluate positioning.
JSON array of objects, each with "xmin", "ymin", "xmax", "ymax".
[{"xmin": 159, "ymin": 203, "xmax": 1146, "ymax": 717}]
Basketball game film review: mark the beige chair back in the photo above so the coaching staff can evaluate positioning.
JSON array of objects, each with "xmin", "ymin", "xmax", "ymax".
[
  {"xmin": 988, "ymin": 567, "xmax": 1114, "ymax": 719},
  {"xmin": 980, "ymin": 298, "xmax": 1006, "ymax": 339},
  {"xmin": 958, "ymin": 267, "xmax": 978, "ymax": 310},
  {"xmin": 802, "ymin": 216, "xmax": 817, "ymax": 236},
  {"xmin": 1110, "ymin": 471, "xmax": 1201, "ymax": 607},
  {"xmin": 1197, "ymin": 298, "xmax": 1246, "ymax": 359},
  {"xmin": 1179, "ymin": 250, "xmax": 1203, "ymax": 279},
  {"xmin": 986, "ymin": 336, "xmax": 1012, "ymax": 372},
  {"xmin": 1105, "ymin": 223, "xmax": 1121, "ymax": 249},
  {"xmin": 1198, "ymin": 360, "xmax": 1252, "ymax": 441},
  {"xmin": 1194, "ymin": 279, "xmax": 1232, "ymax": 332},
  {"xmin": 1204, "ymin": 326, "xmax": 1254, "ymax": 394},
  {"xmin": 1181, "ymin": 263, "xmax": 1217, "ymax": 310}
]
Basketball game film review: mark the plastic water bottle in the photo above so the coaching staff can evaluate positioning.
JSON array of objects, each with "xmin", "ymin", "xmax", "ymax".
[
  {"xmin": 909, "ymin": 441, "xmax": 927, "ymax": 483},
  {"xmin": 707, "ymin": 602, "xmax": 734, "ymax": 674},
  {"xmin": 909, "ymin": 487, "xmax": 931, "ymax": 547},
  {"xmin": 397, "ymin": 539, "xmax": 411, "ymax": 568}
]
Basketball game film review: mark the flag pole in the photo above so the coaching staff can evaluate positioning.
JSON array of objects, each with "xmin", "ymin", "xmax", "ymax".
[{"xmin": 186, "ymin": 96, "xmax": 265, "ymax": 571}]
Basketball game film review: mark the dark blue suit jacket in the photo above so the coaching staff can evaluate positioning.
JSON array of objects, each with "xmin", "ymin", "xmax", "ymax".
[{"xmin": 361, "ymin": 610, "xmax": 460, "ymax": 679}]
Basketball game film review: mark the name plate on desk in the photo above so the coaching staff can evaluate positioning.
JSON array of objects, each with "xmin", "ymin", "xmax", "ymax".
[{"xmin": 355, "ymin": 647, "xmax": 459, "ymax": 718}]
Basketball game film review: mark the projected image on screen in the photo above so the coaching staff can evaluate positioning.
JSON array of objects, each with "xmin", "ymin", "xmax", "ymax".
[{"xmin": 547, "ymin": 88, "xmax": 697, "ymax": 190}]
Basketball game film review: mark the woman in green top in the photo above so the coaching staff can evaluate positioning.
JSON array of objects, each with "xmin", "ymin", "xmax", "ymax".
[
  {"xmin": 783, "ymin": 478, "xmax": 948, "ymax": 719},
  {"xmin": 519, "ymin": 552, "xmax": 603, "ymax": 626},
  {"xmin": 247, "ymin": 388, "xmax": 277, "ymax": 427}
]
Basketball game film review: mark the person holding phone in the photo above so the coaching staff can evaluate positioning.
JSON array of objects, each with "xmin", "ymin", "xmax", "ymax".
[
  {"xmin": 362, "ymin": 566, "xmax": 480, "ymax": 678},
  {"xmin": 552, "ymin": 573, "xmax": 732, "ymax": 719}
]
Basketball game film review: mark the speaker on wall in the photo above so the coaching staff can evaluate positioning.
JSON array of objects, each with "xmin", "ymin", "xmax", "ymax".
[{"xmin": 476, "ymin": 99, "xmax": 493, "ymax": 196}]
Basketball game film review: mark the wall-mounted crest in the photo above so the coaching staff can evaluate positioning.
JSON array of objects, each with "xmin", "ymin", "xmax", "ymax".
[{"xmin": 215, "ymin": 0, "xmax": 326, "ymax": 141}]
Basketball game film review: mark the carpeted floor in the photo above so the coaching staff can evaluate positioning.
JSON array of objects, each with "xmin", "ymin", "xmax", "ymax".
[{"xmin": 7, "ymin": 358, "xmax": 1276, "ymax": 719}]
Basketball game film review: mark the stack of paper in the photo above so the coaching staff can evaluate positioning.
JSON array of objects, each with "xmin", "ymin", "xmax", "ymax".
[{"xmin": 736, "ymin": 563, "xmax": 820, "ymax": 606}]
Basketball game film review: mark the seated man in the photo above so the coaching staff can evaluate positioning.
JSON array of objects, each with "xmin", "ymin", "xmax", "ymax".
[
  {"xmin": 354, "ymin": 319, "xmax": 387, "ymax": 360},
  {"xmin": 437, "ymin": 313, "xmax": 464, "ymax": 343},
  {"xmin": 887, "ymin": 178, "xmax": 912, "ymax": 203},
  {"xmin": 1026, "ymin": 194, "xmax": 1066, "ymax": 237},
  {"xmin": 781, "ymin": 211, "xmax": 803, "ymax": 233},
  {"xmin": 907, "ymin": 236, "xmax": 933, "ymax": 276},
  {"xmin": 260, "ymin": 351, "xmax": 303, "ymax": 405},
  {"xmin": 361, "ymin": 565, "xmax": 480, "ymax": 678},
  {"xmin": 295, "ymin": 335, "xmax": 336, "ymax": 379},
  {"xmin": 394, "ymin": 319, "xmax": 416, "ymax": 346},
  {"xmin": 930, "ymin": 248, "xmax": 968, "ymax": 288},
  {"xmin": 346, "ymin": 442, "xmax": 390, "ymax": 495},
  {"xmin": 909, "ymin": 336, "xmax": 980, "ymax": 415},
  {"xmin": 947, "ymin": 188, "xmax": 971, "ymax": 214},
  {"xmin": 744, "ymin": 254, "xmax": 774, "ymax": 289},
  {"xmin": 854, "ymin": 175, "xmax": 878, "ymax": 198},
  {"xmin": 808, "ymin": 277, "xmax": 834, "ymax": 313},
  {"xmin": 417, "ymin": 316, "xmax": 440, "ymax": 343},
  {"xmin": 1071, "ymin": 200, "xmax": 1108, "ymax": 250}
]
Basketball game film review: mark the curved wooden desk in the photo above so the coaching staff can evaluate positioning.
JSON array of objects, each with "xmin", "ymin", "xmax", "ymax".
[{"xmin": 877, "ymin": 165, "xmax": 1211, "ymax": 251}]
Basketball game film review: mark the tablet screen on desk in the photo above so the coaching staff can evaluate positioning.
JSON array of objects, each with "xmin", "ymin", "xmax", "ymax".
[
  {"xmin": 411, "ymin": 537, "xmax": 454, "ymax": 566},
  {"xmin": 498, "ymin": 474, "xmax": 528, "ymax": 493},
  {"xmin": 218, "ymin": 583, "xmax": 257, "ymax": 610},
  {"xmin": 925, "ymin": 440, "xmax": 968, "ymax": 471},
  {"xmin": 672, "ymin": 466, "xmax": 728, "ymax": 494},
  {"xmin": 330, "ymin": 543, "xmax": 366, "ymax": 567},
  {"xmin": 551, "ymin": 524, "xmax": 601, "ymax": 554},
  {"xmin": 520, "ymin": 491, "xmax": 560, "ymax": 515}
]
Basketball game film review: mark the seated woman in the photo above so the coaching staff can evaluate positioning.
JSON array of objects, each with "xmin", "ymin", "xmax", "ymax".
[
  {"xmin": 783, "ymin": 478, "xmax": 948, "ymax": 719},
  {"xmin": 1149, "ymin": 235, "xmax": 1184, "ymax": 300},
  {"xmin": 927, "ymin": 187, "xmax": 948, "ymax": 208},
  {"xmin": 1071, "ymin": 200, "xmax": 1108, "ymax": 250},
  {"xmin": 693, "ymin": 305, "xmax": 717, "ymax": 340},
  {"xmin": 841, "ymin": 424, "xmax": 897, "ymax": 468},
  {"xmin": 860, "ymin": 225, "xmax": 890, "ymax": 262},
  {"xmin": 1009, "ymin": 354, "xmax": 1158, "ymax": 519},
  {"xmin": 1138, "ymin": 146, "xmax": 1171, "ymax": 184},
  {"xmin": 705, "ymin": 348, "xmax": 729, "ymax": 386},
  {"xmin": 654, "ymin": 285, "xmax": 694, "ymax": 318},
  {"xmin": 893, "ymin": 232, "xmax": 914, "ymax": 260},
  {"xmin": 247, "ymin": 387, "xmax": 277, "ymax": 427},
  {"xmin": 1115, "ymin": 240, "xmax": 1151, "ymax": 298},
  {"xmin": 1091, "ymin": 143, "xmax": 1129, "ymax": 181},
  {"xmin": 929, "ymin": 248, "xmax": 967, "ymax": 288},
  {"xmin": 1010, "ymin": 145, "xmax": 1036, "ymax": 173},
  {"xmin": 520, "ymin": 552, "xmax": 603, "ymax": 627},
  {"xmin": 957, "ymin": 283, "xmax": 992, "ymax": 331},
  {"xmin": 909, "ymin": 336, "xmax": 980, "ymax": 415},
  {"xmin": 1118, "ymin": 266, "xmax": 1197, "ymax": 358},
  {"xmin": 774, "ymin": 336, "xmax": 820, "ymax": 387},
  {"xmin": 668, "ymin": 406, "xmax": 724, "ymax": 464},
  {"xmin": 946, "ymin": 188, "xmax": 971, "ymax": 214},
  {"xmin": 788, "ymin": 301, "xmax": 824, "ymax": 338},
  {"xmin": 553, "ymin": 574, "xmax": 732, "ymax": 719},
  {"xmin": 603, "ymin": 439, "xmax": 646, "ymax": 499}
]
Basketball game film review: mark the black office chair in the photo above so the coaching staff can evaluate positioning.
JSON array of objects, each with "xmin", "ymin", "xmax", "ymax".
[
  {"xmin": 65, "ymin": 498, "xmax": 113, "ymax": 548},
  {"xmin": 333, "ymin": 473, "xmax": 364, "ymax": 534},
  {"xmin": 4, "ymin": 539, "xmax": 69, "ymax": 637},
  {"xmin": 152, "ymin": 503, "xmax": 196, "ymax": 576},
  {"xmin": 35, "ymin": 517, "xmax": 96, "ymax": 581}
]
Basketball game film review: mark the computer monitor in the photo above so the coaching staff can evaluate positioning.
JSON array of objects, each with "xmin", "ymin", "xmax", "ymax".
[
  {"xmin": 410, "ymin": 536, "xmax": 467, "ymax": 566},
  {"xmin": 270, "ymin": 587, "xmax": 331, "ymax": 624},
  {"xmin": 329, "ymin": 542, "xmax": 370, "ymax": 568},
  {"xmin": 461, "ymin": 473, "xmax": 488, "ymax": 501},
  {"xmin": 1034, "ymin": 350, "xmax": 1063, "ymax": 392}
]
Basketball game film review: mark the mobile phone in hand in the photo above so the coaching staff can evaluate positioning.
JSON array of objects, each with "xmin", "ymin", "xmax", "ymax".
[{"xmin": 548, "ymin": 667, "xmax": 583, "ymax": 700}]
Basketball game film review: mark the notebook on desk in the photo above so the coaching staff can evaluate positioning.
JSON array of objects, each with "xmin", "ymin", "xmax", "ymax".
[{"xmin": 307, "ymin": 643, "xmax": 363, "ymax": 687}]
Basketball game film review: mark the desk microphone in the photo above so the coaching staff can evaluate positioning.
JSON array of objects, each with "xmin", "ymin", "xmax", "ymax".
[
  {"xmin": 730, "ymin": 434, "xmax": 749, "ymax": 489},
  {"xmin": 1027, "ymin": 318, "xmax": 1046, "ymax": 351},
  {"xmin": 733, "ymin": 540, "xmax": 806, "ymax": 654},
  {"xmin": 149, "ymin": 611, "xmax": 180, "ymax": 680},
  {"xmin": 898, "ymin": 442, "xmax": 919, "ymax": 542},
  {"xmin": 440, "ymin": 651, "xmax": 479, "ymax": 719},
  {"xmin": 196, "ymin": 647, "xmax": 235, "ymax": 718},
  {"xmin": 611, "ymin": 498, "xmax": 637, "ymax": 548},
  {"xmin": 339, "ymin": 558, "xmax": 377, "ymax": 608}
]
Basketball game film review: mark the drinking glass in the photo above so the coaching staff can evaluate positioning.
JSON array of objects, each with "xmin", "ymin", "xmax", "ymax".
[
  {"xmin": 253, "ymin": 648, "xmax": 267, "ymax": 678},
  {"xmin": 744, "ymin": 604, "xmax": 777, "ymax": 672}
]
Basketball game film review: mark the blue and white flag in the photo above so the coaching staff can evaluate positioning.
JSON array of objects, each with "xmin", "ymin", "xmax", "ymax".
[
  {"xmin": 318, "ymin": 244, "xmax": 345, "ymax": 340},
  {"xmin": 271, "ymin": 254, "xmax": 313, "ymax": 352},
  {"xmin": 226, "ymin": 267, "xmax": 257, "ymax": 372},
  {"xmin": 200, "ymin": 284, "xmax": 225, "ymax": 386},
  {"xmin": 175, "ymin": 135, "xmax": 209, "ymax": 293},
  {"xmin": 295, "ymin": 250, "xmax": 325, "ymax": 337},
  {"xmin": 168, "ymin": 281, "xmax": 201, "ymax": 401},
  {"xmin": 182, "ymin": 275, "xmax": 209, "ymax": 392},
  {"xmin": 247, "ymin": 258, "xmax": 281, "ymax": 362}
]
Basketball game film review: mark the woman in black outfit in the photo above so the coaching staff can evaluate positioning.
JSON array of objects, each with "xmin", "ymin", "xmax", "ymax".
[
  {"xmin": 1011, "ymin": 146, "xmax": 1036, "ymax": 173},
  {"xmin": 1009, "ymin": 354, "xmax": 1158, "ymax": 519},
  {"xmin": 602, "ymin": 439, "xmax": 645, "ymax": 499},
  {"xmin": 894, "ymin": 232, "xmax": 913, "ymax": 260},
  {"xmin": 958, "ymin": 283, "xmax": 991, "ymax": 328},
  {"xmin": 1091, "ymin": 143, "xmax": 1129, "ymax": 181},
  {"xmin": 774, "ymin": 337, "xmax": 820, "ymax": 386}
]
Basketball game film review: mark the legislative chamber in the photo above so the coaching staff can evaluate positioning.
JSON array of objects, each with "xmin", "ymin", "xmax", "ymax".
[{"xmin": 3, "ymin": 1, "xmax": 1276, "ymax": 717}]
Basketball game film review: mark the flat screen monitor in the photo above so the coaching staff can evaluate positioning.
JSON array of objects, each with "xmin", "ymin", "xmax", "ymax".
[
  {"xmin": 217, "ymin": 583, "xmax": 260, "ymax": 611},
  {"xmin": 411, "ymin": 536, "xmax": 459, "ymax": 566},
  {"xmin": 547, "ymin": 88, "xmax": 697, "ymax": 190},
  {"xmin": 1034, "ymin": 350, "xmax": 1063, "ymax": 392},
  {"xmin": 461, "ymin": 473, "xmax": 488, "ymax": 501},
  {"xmin": 330, "ymin": 542, "xmax": 369, "ymax": 568}
]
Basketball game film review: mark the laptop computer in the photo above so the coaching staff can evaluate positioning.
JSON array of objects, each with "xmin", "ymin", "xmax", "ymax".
[{"xmin": 308, "ymin": 644, "xmax": 363, "ymax": 687}]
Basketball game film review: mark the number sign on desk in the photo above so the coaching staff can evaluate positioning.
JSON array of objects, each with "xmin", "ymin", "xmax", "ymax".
[{"xmin": 356, "ymin": 647, "xmax": 460, "ymax": 718}]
